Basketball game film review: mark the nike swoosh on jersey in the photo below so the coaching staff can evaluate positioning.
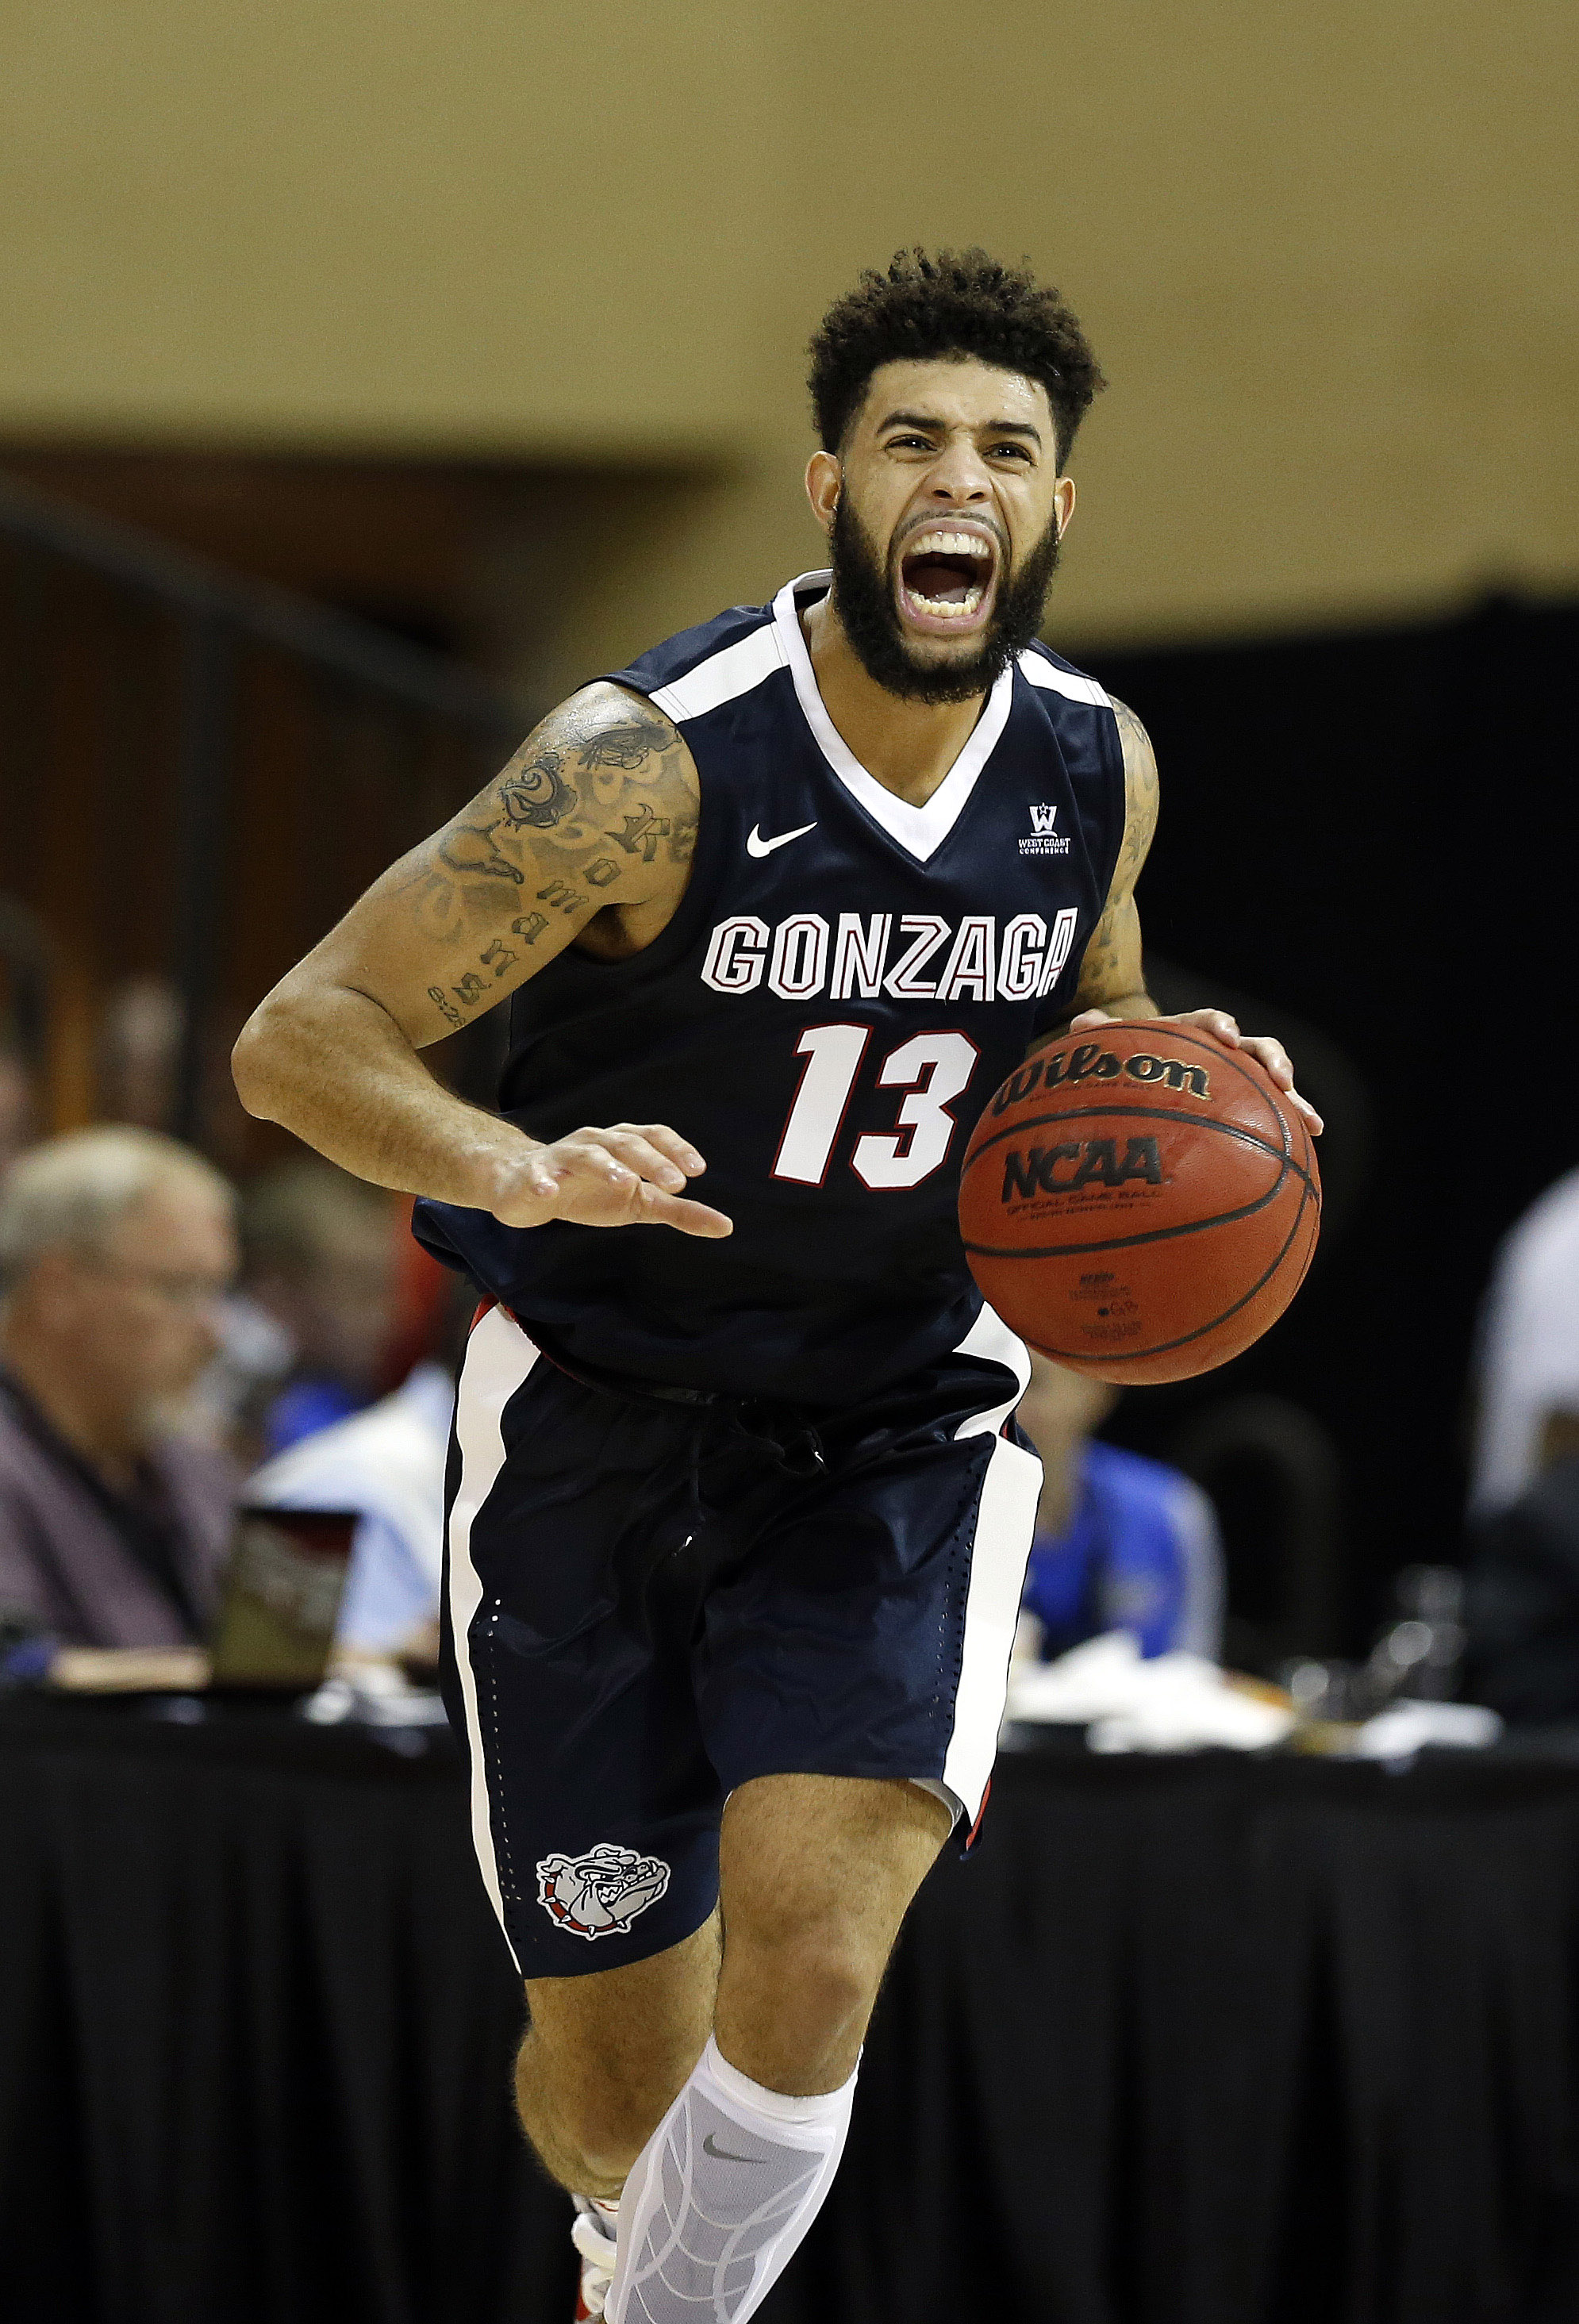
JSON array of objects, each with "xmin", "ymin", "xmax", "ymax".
[{"xmin": 746, "ymin": 820, "xmax": 817, "ymax": 857}]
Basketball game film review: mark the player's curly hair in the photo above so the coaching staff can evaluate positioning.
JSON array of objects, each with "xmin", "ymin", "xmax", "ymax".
[{"xmin": 808, "ymin": 248, "xmax": 1105, "ymax": 471}]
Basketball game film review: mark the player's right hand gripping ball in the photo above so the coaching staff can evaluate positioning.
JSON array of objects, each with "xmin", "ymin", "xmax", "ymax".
[{"xmin": 958, "ymin": 1021, "xmax": 1320, "ymax": 1383}]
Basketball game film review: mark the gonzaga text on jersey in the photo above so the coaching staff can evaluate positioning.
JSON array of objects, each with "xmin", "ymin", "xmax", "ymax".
[{"xmin": 700, "ymin": 907, "xmax": 1081, "ymax": 1001}]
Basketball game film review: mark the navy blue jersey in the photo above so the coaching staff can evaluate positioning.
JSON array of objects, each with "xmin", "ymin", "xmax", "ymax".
[{"xmin": 416, "ymin": 571, "xmax": 1126, "ymax": 1403}]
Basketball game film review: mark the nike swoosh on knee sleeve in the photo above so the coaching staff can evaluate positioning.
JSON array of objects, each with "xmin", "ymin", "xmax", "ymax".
[{"xmin": 701, "ymin": 2132, "xmax": 764, "ymax": 2164}]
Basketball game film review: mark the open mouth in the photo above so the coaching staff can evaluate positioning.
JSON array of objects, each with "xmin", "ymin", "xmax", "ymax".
[{"xmin": 896, "ymin": 526, "xmax": 999, "ymax": 632}]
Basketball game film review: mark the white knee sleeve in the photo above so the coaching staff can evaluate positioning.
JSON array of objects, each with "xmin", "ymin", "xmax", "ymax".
[{"xmin": 605, "ymin": 2035, "xmax": 856, "ymax": 2324}]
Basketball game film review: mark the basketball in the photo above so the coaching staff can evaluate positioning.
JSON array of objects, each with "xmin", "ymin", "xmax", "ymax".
[{"xmin": 958, "ymin": 1021, "xmax": 1320, "ymax": 1384}]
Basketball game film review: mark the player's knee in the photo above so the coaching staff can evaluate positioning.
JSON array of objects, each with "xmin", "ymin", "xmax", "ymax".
[
  {"xmin": 728, "ymin": 1915, "xmax": 878, "ymax": 2052},
  {"xmin": 560, "ymin": 2091, "xmax": 656, "ymax": 2185},
  {"xmin": 514, "ymin": 2027, "xmax": 663, "ymax": 2184},
  {"xmin": 786, "ymin": 1942, "xmax": 873, "ymax": 2053}
]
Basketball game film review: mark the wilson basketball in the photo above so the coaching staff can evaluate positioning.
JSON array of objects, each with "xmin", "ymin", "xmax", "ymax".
[{"xmin": 958, "ymin": 1021, "xmax": 1320, "ymax": 1384}]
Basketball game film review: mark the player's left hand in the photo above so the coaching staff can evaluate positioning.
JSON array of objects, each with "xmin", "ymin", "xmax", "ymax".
[{"xmin": 1069, "ymin": 1006, "xmax": 1324, "ymax": 1135}]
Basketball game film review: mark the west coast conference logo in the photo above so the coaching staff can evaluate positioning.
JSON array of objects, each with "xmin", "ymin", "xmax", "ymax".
[
  {"xmin": 1020, "ymin": 803, "xmax": 1071, "ymax": 858},
  {"xmin": 701, "ymin": 908, "xmax": 1080, "ymax": 1003},
  {"xmin": 536, "ymin": 1842, "xmax": 672, "ymax": 1941}
]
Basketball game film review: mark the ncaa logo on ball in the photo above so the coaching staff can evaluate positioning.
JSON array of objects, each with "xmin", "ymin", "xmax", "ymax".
[{"xmin": 1001, "ymin": 1135, "xmax": 1165, "ymax": 1203}]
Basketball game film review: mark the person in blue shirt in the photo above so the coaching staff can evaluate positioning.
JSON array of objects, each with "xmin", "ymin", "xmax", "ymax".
[
  {"xmin": 245, "ymin": 1358, "xmax": 454, "ymax": 1657},
  {"xmin": 1016, "ymin": 1355, "xmax": 1225, "ymax": 1661}
]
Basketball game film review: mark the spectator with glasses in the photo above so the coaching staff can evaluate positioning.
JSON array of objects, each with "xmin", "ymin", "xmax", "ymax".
[{"xmin": 0, "ymin": 1127, "xmax": 240, "ymax": 1648}]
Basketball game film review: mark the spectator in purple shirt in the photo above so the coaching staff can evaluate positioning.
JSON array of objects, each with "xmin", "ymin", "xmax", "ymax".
[{"xmin": 0, "ymin": 1127, "xmax": 241, "ymax": 1648}]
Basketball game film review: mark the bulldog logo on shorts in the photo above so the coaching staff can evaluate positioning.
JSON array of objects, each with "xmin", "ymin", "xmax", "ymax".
[{"xmin": 536, "ymin": 1842, "xmax": 672, "ymax": 1941}]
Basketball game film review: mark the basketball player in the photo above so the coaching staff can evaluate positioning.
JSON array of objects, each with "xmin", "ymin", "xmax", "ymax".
[{"xmin": 234, "ymin": 250, "xmax": 1318, "ymax": 2322}]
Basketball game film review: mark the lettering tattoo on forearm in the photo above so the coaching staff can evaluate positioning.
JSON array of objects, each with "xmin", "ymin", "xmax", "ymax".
[
  {"xmin": 511, "ymin": 912, "xmax": 550, "ymax": 945},
  {"xmin": 428, "ymin": 985, "xmax": 464, "ymax": 1030}
]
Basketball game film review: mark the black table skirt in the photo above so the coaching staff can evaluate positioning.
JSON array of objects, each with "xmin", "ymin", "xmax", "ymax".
[{"xmin": 4, "ymin": 1700, "xmax": 1579, "ymax": 2324}]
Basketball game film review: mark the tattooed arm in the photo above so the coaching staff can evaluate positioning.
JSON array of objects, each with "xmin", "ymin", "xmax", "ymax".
[
  {"xmin": 232, "ymin": 684, "xmax": 731, "ymax": 1235},
  {"xmin": 1039, "ymin": 697, "xmax": 1322, "ymax": 1131},
  {"xmin": 1060, "ymin": 694, "xmax": 1161, "ymax": 1026}
]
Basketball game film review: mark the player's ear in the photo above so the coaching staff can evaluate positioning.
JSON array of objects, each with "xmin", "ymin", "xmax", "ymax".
[
  {"xmin": 805, "ymin": 451, "xmax": 842, "ymax": 536},
  {"xmin": 1053, "ymin": 474, "xmax": 1076, "ymax": 539}
]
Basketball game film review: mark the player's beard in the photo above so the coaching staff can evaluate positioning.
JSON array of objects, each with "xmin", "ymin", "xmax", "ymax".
[{"xmin": 827, "ymin": 495, "xmax": 1063, "ymax": 705}]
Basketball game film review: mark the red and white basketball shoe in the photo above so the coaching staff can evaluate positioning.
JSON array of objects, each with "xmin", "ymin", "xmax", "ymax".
[{"xmin": 571, "ymin": 2196, "xmax": 618, "ymax": 2320}]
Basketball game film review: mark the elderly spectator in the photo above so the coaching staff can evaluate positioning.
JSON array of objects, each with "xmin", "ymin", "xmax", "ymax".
[
  {"xmin": 0, "ymin": 1128, "xmax": 240, "ymax": 1647},
  {"xmin": 240, "ymin": 1158, "xmax": 399, "ymax": 1457}
]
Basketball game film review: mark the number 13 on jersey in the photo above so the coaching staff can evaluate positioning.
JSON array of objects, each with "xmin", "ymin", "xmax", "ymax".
[{"xmin": 771, "ymin": 1026, "xmax": 980, "ymax": 1192}]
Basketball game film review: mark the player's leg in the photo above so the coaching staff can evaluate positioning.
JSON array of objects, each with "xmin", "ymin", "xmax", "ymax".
[
  {"xmin": 517, "ymin": 1911, "xmax": 722, "ymax": 2195},
  {"xmin": 601, "ymin": 1774, "xmax": 950, "ymax": 2324},
  {"xmin": 713, "ymin": 1770, "xmax": 950, "ymax": 2090},
  {"xmin": 441, "ymin": 1306, "xmax": 732, "ymax": 2316},
  {"xmin": 595, "ymin": 1311, "xmax": 1039, "ymax": 2321}
]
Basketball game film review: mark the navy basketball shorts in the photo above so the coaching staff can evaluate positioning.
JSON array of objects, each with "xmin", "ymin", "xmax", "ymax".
[{"xmin": 440, "ymin": 1303, "xmax": 1039, "ymax": 1978}]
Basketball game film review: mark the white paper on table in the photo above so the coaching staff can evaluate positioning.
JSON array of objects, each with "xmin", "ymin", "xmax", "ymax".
[
  {"xmin": 1353, "ymin": 1700, "xmax": 1503, "ymax": 1761},
  {"xmin": 1004, "ymin": 1630, "xmax": 1295, "ymax": 1754}
]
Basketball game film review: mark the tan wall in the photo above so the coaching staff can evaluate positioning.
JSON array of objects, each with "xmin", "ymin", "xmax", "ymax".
[{"xmin": 2, "ymin": 0, "xmax": 1575, "ymax": 665}]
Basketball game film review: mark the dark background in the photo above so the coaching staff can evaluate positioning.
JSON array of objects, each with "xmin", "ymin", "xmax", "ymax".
[
  {"xmin": 1081, "ymin": 595, "xmax": 1579, "ymax": 1645},
  {"xmin": 13, "ymin": 1701, "xmax": 1579, "ymax": 2324}
]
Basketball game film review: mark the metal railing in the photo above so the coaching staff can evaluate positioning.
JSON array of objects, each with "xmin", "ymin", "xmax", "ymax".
[{"xmin": 0, "ymin": 471, "xmax": 523, "ymax": 1146}]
